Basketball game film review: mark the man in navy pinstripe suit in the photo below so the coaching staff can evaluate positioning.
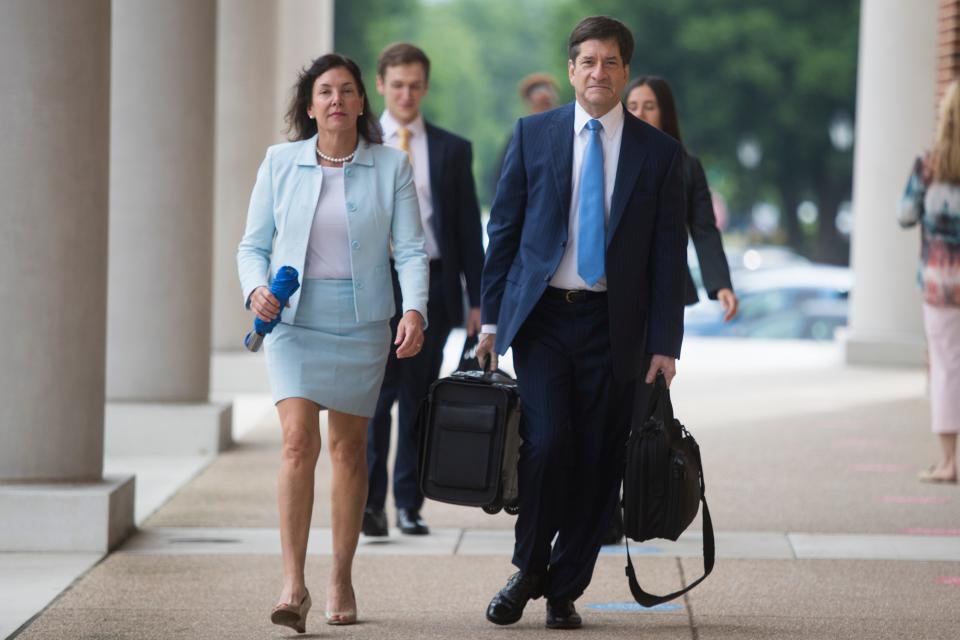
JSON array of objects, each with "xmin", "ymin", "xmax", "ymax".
[{"xmin": 476, "ymin": 16, "xmax": 686, "ymax": 629}]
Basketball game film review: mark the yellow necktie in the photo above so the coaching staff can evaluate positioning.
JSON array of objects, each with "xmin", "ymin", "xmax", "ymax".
[{"xmin": 398, "ymin": 127, "xmax": 413, "ymax": 167}]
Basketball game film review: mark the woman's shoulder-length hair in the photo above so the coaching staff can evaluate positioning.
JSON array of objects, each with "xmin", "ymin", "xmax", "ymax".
[{"xmin": 284, "ymin": 53, "xmax": 383, "ymax": 145}]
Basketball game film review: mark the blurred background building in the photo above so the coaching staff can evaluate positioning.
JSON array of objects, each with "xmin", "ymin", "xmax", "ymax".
[{"xmin": 0, "ymin": 0, "xmax": 947, "ymax": 552}]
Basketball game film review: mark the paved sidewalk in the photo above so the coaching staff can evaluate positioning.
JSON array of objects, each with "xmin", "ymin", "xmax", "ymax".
[{"xmin": 10, "ymin": 338, "xmax": 960, "ymax": 639}]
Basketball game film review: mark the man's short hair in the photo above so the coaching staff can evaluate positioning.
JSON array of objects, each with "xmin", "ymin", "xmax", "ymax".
[
  {"xmin": 377, "ymin": 42, "xmax": 431, "ymax": 82},
  {"xmin": 567, "ymin": 16, "xmax": 634, "ymax": 66}
]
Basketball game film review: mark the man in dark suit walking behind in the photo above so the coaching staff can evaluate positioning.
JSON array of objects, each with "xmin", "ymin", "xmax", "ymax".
[
  {"xmin": 363, "ymin": 43, "xmax": 485, "ymax": 537},
  {"xmin": 475, "ymin": 16, "xmax": 686, "ymax": 629}
]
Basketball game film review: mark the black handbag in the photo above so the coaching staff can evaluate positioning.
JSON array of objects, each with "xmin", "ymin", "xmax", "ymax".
[{"xmin": 622, "ymin": 373, "xmax": 714, "ymax": 606}]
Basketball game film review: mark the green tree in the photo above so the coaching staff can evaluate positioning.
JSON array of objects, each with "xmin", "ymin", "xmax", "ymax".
[
  {"xmin": 564, "ymin": 0, "xmax": 859, "ymax": 262},
  {"xmin": 336, "ymin": 0, "xmax": 860, "ymax": 263}
]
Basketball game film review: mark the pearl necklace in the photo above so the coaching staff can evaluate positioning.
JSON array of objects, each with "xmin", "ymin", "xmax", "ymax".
[{"xmin": 316, "ymin": 143, "xmax": 356, "ymax": 164}]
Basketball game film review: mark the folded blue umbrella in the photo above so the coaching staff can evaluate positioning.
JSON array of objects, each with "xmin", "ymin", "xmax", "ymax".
[{"xmin": 244, "ymin": 266, "xmax": 300, "ymax": 352}]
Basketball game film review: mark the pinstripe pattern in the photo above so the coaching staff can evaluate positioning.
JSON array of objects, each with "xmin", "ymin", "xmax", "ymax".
[{"xmin": 481, "ymin": 103, "xmax": 686, "ymax": 380}]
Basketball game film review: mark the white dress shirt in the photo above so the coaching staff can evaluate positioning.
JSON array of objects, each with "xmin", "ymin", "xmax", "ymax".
[
  {"xmin": 549, "ymin": 100, "xmax": 624, "ymax": 291},
  {"xmin": 380, "ymin": 111, "xmax": 441, "ymax": 259},
  {"xmin": 481, "ymin": 100, "xmax": 624, "ymax": 335}
]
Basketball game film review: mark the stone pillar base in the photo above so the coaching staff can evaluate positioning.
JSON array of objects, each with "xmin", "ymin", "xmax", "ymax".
[
  {"xmin": 0, "ymin": 475, "xmax": 135, "ymax": 552},
  {"xmin": 841, "ymin": 329, "xmax": 928, "ymax": 366},
  {"xmin": 105, "ymin": 402, "xmax": 232, "ymax": 457},
  {"xmin": 210, "ymin": 349, "xmax": 270, "ymax": 394}
]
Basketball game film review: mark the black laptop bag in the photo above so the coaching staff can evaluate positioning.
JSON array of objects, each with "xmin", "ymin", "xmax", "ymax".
[
  {"xmin": 621, "ymin": 373, "xmax": 715, "ymax": 606},
  {"xmin": 417, "ymin": 365, "xmax": 522, "ymax": 515}
]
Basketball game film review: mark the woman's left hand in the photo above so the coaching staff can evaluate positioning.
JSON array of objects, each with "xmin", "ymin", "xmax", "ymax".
[{"xmin": 395, "ymin": 310, "xmax": 425, "ymax": 359}]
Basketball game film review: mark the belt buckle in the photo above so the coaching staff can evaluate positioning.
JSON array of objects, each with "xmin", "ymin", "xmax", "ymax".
[{"xmin": 564, "ymin": 289, "xmax": 578, "ymax": 303}]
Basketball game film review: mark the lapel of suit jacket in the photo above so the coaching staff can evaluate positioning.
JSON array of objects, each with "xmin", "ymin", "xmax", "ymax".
[
  {"xmin": 425, "ymin": 121, "xmax": 445, "ymax": 241},
  {"xmin": 294, "ymin": 135, "xmax": 323, "ymax": 234},
  {"xmin": 607, "ymin": 113, "xmax": 647, "ymax": 247},
  {"xmin": 548, "ymin": 104, "xmax": 575, "ymax": 220}
]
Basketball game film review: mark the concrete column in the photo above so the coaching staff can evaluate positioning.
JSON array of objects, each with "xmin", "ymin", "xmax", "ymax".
[
  {"xmin": 106, "ymin": 0, "xmax": 231, "ymax": 455},
  {"xmin": 0, "ymin": 0, "xmax": 133, "ymax": 551},
  {"xmin": 275, "ymin": 0, "xmax": 336, "ymax": 135},
  {"xmin": 210, "ymin": 0, "xmax": 334, "ymax": 393},
  {"xmin": 843, "ymin": 0, "xmax": 938, "ymax": 365},
  {"xmin": 209, "ymin": 0, "xmax": 278, "ymax": 394},
  {"xmin": 211, "ymin": 0, "xmax": 277, "ymax": 358}
]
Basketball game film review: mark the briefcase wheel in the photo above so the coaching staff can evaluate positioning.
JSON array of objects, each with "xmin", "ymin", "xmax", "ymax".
[
  {"xmin": 482, "ymin": 501, "xmax": 502, "ymax": 515},
  {"xmin": 503, "ymin": 503, "xmax": 520, "ymax": 516}
]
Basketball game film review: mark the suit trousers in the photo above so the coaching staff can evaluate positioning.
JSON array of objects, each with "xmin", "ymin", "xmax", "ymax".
[
  {"xmin": 366, "ymin": 261, "xmax": 452, "ymax": 511},
  {"xmin": 510, "ymin": 290, "xmax": 638, "ymax": 601}
]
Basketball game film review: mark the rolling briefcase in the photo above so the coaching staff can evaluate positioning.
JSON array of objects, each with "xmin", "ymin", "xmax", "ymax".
[{"xmin": 417, "ymin": 367, "xmax": 522, "ymax": 514}]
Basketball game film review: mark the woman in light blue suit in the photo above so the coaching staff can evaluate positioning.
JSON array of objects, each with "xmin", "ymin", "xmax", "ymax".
[{"xmin": 237, "ymin": 54, "xmax": 428, "ymax": 631}]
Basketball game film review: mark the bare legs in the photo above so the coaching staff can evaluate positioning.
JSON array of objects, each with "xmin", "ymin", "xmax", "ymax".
[
  {"xmin": 928, "ymin": 433, "xmax": 958, "ymax": 481},
  {"xmin": 277, "ymin": 398, "xmax": 321, "ymax": 606},
  {"xmin": 325, "ymin": 409, "xmax": 368, "ymax": 620},
  {"xmin": 275, "ymin": 399, "xmax": 368, "ymax": 620}
]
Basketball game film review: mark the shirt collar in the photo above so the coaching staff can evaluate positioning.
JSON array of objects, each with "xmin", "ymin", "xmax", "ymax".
[
  {"xmin": 380, "ymin": 111, "xmax": 426, "ymax": 141},
  {"xmin": 573, "ymin": 100, "xmax": 623, "ymax": 140}
]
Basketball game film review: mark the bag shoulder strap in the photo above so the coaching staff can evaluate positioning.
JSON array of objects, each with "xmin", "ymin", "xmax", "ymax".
[{"xmin": 625, "ymin": 496, "xmax": 714, "ymax": 607}]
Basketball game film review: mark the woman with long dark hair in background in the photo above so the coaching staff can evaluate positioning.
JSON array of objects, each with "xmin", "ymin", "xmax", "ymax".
[{"xmin": 625, "ymin": 75, "xmax": 738, "ymax": 318}]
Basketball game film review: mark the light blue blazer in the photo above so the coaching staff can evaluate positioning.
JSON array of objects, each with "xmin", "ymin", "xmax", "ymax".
[{"xmin": 237, "ymin": 134, "xmax": 429, "ymax": 326}]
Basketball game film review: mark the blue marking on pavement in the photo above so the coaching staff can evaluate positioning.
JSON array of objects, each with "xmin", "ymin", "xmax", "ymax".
[
  {"xmin": 598, "ymin": 545, "xmax": 663, "ymax": 555},
  {"xmin": 587, "ymin": 602, "xmax": 683, "ymax": 612}
]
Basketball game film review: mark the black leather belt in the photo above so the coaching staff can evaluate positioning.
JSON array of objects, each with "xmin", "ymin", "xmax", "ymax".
[{"xmin": 544, "ymin": 286, "xmax": 607, "ymax": 303}]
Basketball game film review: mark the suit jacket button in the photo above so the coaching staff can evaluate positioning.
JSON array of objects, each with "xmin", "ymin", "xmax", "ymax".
[
  {"xmin": 352, "ymin": 240, "xmax": 360, "ymax": 250},
  {"xmin": 356, "ymin": 280, "xmax": 364, "ymax": 289},
  {"xmin": 345, "ymin": 168, "xmax": 353, "ymax": 177},
  {"xmin": 543, "ymin": 275, "xmax": 550, "ymax": 282},
  {"xmin": 347, "ymin": 201, "xmax": 357, "ymax": 212}
]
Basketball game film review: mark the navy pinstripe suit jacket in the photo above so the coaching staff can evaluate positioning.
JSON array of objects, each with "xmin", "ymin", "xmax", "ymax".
[{"xmin": 481, "ymin": 102, "xmax": 687, "ymax": 381}]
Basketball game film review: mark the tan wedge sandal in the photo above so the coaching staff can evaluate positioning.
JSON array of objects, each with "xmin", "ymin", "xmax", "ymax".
[
  {"xmin": 325, "ymin": 586, "xmax": 357, "ymax": 625},
  {"xmin": 270, "ymin": 590, "xmax": 312, "ymax": 634}
]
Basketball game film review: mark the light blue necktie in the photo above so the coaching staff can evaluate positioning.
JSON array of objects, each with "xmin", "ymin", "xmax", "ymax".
[{"xmin": 577, "ymin": 118, "xmax": 605, "ymax": 286}]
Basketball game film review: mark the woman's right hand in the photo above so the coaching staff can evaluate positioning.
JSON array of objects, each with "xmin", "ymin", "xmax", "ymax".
[{"xmin": 250, "ymin": 286, "xmax": 282, "ymax": 323}]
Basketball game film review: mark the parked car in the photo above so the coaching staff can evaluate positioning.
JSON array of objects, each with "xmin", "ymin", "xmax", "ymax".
[
  {"xmin": 688, "ymin": 243, "xmax": 810, "ymax": 292},
  {"xmin": 684, "ymin": 264, "xmax": 853, "ymax": 340}
]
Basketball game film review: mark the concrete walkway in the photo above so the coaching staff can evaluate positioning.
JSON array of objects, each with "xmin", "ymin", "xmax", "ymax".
[{"xmin": 8, "ymin": 337, "xmax": 960, "ymax": 639}]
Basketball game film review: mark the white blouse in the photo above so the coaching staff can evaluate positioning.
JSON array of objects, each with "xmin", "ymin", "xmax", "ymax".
[{"xmin": 304, "ymin": 167, "xmax": 352, "ymax": 279}]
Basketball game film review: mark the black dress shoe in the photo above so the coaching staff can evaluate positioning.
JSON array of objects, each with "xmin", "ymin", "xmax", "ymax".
[
  {"xmin": 546, "ymin": 598, "xmax": 582, "ymax": 629},
  {"xmin": 396, "ymin": 508, "xmax": 429, "ymax": 535},
  {"xmin": 361, "ymin": 507, "xmax": 388, "ymax": 537},
  {"xmin": 485, "ymin": 571, "xmax": 543, "ymax": 625}
]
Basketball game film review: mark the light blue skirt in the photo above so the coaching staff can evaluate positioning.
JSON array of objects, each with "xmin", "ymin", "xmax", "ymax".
[{"xmin": 264, "ymin": 279, "xmax": 391, "ymax": 417}]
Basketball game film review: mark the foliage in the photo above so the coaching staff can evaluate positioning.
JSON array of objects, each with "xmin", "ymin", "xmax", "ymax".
[{"xmin": 335, "ymin": 0, "xmax": 860, "ymax": 263}]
